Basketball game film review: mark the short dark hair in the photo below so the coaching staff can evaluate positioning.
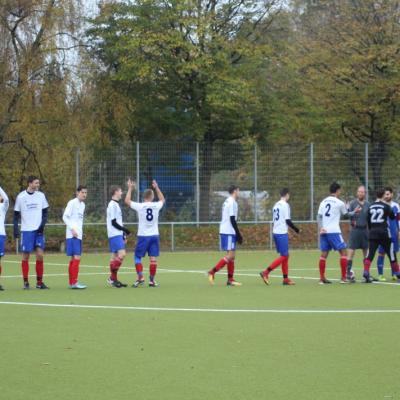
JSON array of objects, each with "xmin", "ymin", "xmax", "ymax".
[
  {"xmin": 143, "ymin": 189, "xmax": 154, "ymax": 200},
  {"xmin": 384, "ymin": 186, "xmax": 393, "ymax": 194},
  {"xmin": 330, "ymin": 182, "xmax": 341, "ymax": 194},
  {"xmin": 228, "ymin": 185, "xmax": 239, "ymax": 194},
  {"xmin": 110, "ymin": 185, "xmax": 121, "ymax": 197},
  {"xmin": 76, "ymin": 185, "xmax": 87, "ymax": 192},
  {"xmin": 376, "ymin": 188, "xmax": 385, "ymax": 199},
  {"xmin": 27, "ymin": 175, "xmax": 39, "ymax": 184},
  {"xmin": 280, "ymin": 188, "xmax": 290, "ymax": 197}
]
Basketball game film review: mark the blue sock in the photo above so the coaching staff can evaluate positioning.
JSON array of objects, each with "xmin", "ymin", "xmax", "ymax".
[{"xmin": 377, "ymin": 254, "xmax": 384, "ymax": 275}]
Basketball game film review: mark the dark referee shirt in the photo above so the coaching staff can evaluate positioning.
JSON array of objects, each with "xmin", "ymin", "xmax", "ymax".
[
  {"xmin": 367, "ymin": 200, "xmax": 395, "ymax": 240},
  {"xmin": 349, "ymin": 199, "xmax": 370, "ymax": 229}
]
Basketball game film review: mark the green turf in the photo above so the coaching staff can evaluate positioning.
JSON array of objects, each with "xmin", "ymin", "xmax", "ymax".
[{"xmin": 0, "ymin": 250, "xmax": 399, "ymax": 400}]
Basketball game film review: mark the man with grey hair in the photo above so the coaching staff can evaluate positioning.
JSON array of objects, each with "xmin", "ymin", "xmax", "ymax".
[{"xmin": 346, "ymin": 185, "xmax": 370, "ymax": 281}]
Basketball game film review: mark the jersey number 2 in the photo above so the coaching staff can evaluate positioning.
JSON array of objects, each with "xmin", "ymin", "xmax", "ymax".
[{"xmin": 325, "ymin": 204, "xmax": 331, "ymax": 217}]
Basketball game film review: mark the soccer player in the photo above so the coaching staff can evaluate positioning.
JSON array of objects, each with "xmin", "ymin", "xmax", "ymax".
[
  {"xmin": 317, "ymin": 182, "xmax": 360, "ymax": 284},
  {"xmin": 125, "ymin": 179, "xmax": 165, "ymax": 288},
  {"xmin": 0, "ymin": 185, "xmax": 9, "ymax": 291},
  {"xmin": 62, "ymin": 185, "xmax": 88, "ymax": 289},
  {"xmin": 346, "ymin": 186, "xmax": 370, "ymax": 280},
  {"xmin": 106, "ymin": 185, "xmax": 131, "ymax": 288},
  {"xmin": 208, "ymin": 185, "xmax": 243, "ymax": 286},
  {"xmin": 13, "ymin": 176, "xmax": 49, "ymax": 289},
  {"xmin": 363, "ymin": 188, "xmax": 400, "ymax": 283},
  {"xmin": 376, "ymin": 187, "xmax": 400, "ymax": 281},
  {"xmin": 260, "ymin": 188, "xmax": 300, "ymax": 285}
]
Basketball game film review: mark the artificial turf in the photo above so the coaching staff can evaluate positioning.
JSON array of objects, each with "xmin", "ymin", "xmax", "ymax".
[{"xmin": 0, "ymin": 250, "xmax": 398, "ymax": 400}]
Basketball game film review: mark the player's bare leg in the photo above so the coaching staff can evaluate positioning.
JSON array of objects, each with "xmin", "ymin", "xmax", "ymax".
[
  {"xmin": 108, "ymin": 249, "xmax": 127, "ymax": 288},
  {"xmin": 148, "ymin": 256, "xmax": 159, "ymax": 287},
  {"xmin": 318, "ymin": 250, "xmax": 332, "ymax": 284}
]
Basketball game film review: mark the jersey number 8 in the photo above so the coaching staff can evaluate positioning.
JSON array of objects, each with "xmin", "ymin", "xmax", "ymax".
[{"xmin": 146, "ymin": 208, "xmax": 154, "ymax": 222}]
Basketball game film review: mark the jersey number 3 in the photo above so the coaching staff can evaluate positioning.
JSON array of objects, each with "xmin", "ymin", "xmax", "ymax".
[
  {"xmin": 273, "ymin": 208, "xmax": 280, "ymax": 221},
  {"xmin": 146, "ymin": 209, "xmax": 154, "ymax": 222}
]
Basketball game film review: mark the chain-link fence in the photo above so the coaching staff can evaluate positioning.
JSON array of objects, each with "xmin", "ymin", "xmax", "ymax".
[{"xmin": 4, "ymin": 141, "xmax": 400, "ymax": 252}]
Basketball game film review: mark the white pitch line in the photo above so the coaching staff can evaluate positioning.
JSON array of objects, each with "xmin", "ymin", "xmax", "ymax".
[{"xmin": 0, "ymin": 300, "xmax": 399, "ymax": 314}]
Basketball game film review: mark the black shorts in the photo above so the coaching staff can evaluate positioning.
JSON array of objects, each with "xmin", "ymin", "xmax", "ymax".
[{"xmin": 348, "ymin": 229, "xmax": 368, "ymax": 250}]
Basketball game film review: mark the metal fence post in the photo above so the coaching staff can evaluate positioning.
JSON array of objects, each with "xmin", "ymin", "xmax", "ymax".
[
  {"xmin": 365, "ymin": 142, "xmax": 369, "ymax": 201},
  {"xmin": 196, "ymin": 142, "xmax": 200, "ymax": 226},
  {"xmin": 75, "ymin": 147, "xmax": 80, "ymax": 188},
  {"xmin": 254, "ymin": 144, "xmax": 258, "ymax": 222},
  {"xmin": 171, "ymin": 223, "xmax": 175, "ymax": 251},
  {"xmin": 310, "ymin": 143, "xmax": 314, "ymax": 221},
  {"xmin": 136, "ymin": 141, "xmax": 140, "ymax": 202}
]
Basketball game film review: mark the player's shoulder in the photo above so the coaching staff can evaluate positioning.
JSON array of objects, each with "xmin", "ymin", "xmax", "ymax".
[
  {"xmin": 391, "ymin": 201, "xmax": 400, "ymax": 210},
  {"xmin": 16, "ymin": 190, "xmax": 26, "ymax": 199}
]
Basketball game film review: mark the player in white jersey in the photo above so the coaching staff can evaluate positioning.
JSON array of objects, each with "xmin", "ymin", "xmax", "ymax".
[
  {"xmin": 13, "ymin": 176, "xmax": 50, "ymax": 290},
  {"xmin": 260, "ymin": 188, "xmax": 299, "ymax": 286},
  {"xmin": 208, "ymin": 185, "xmax": 243, "ymax": 286},
  {"xmin": 62, "ymin": 185, "xmax": 88, "ymax": 289},
  {"xmin": 317, "ymin": 182, "xmax": 360, "ymax": 284},
  {"xmin": 0, "ymin": 185, "xmax": 9, "ymax": 291},
  {"xmin": 125, "ymin": 179, "xmax": 165, "ymax": 287},
  {"xmin": 106, "ymin": 185, "xmax": 131, "ymax": 288}
]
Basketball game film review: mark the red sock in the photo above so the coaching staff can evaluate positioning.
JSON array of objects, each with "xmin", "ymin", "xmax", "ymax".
[
  {"xmin": 110, "ymin": 257, "xmax": 123, "ymax": 281},
  {"xmin": 363, "ymin": 258, "xmax": 371, "ymax": 273},
  {"xmin": 268, "ymin": 256, "xmax": 286, "ymax": 272},
  {"xmin": 36, "ymin": 260, "xmax": 44, "ymax": 284},
  {"xmin": 227, "ymin": 260, "xmax": 234, "ymax": 280},
  {"xmin": 68, "ymin": 260, "xmax": 73, "ymax": 285},
  {"xmin": 0, "ymin": 265, "xmax": 2, "ymax": 276},
  {"xmin": 391, "ymin": 262, "xmax": 399, "ymax": 274},
  {"xmin": 70, "ymin": 259, "xmax": 80, "ymax": 285},
  {"xmin": 319, "ymin": 257, "xmax": 326, "ymax": 280},
  {"xmin": 340, "ymin": 256, "xmax": 347, "ymax": 280},
  {"xmin": 135, "ymin": 263, "xmax": 144, "ymax": 279},
  {"xmin": 22, "ymin": 260, "xmax": 29, "ymax": 281},
  {"xmin": 281, "ymin": 256, "xmax": 289, "ymax": 277},
  {"xmin": 210, "ymin": 257, "xmax": 228, "ymax": 274},
  {"xmin": 149, "ymin": 261, "xmax": 157, "ymax": 280}
]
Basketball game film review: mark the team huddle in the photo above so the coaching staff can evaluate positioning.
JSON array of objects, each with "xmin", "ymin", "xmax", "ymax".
[{"xmin": 0, "ymin": 177, "xmax": 398, "ymax": 291}]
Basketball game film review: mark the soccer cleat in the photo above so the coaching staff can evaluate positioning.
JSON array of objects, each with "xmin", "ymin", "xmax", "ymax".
[
  {"xmin": 148, "ymin": 280, "xmax": 159, "ymax": 288},
  {"xmin": 70, "ymin": 282, "xmax": 87, "ymax": 289},
  {"xmin": 23, "ymin": 282, "xmax": 30, "ymax": 290},
  {"xmin": 208, "ymin": 272, "xmax": 215, "ymax": 286},
  {"xmin": 319, "ymin": 278, "xmax": 332, "ymax": 285},
  {"xmin": 259, "ymin": 272, "xmax": 270, "ymax": 285},
  {"xmin": 113, "ymin": 280, "xmax": 127, "ymax": 288},
  {"xmin": 340, "ymin": 279, "xmax": 349, "ymax": 284},
  {"xmin": 392, "ymin": 275, "xmax": 398, "ymax": 281},
  {"xmin": 362, "ymin": 272, "xmax": 378, "ymax": 283},
  {"xmin": 227, "ymin": 279, "xmax": 242, "ymax": 287},
  {"xmin": 132, "ymin": 279, "xmax": 145, "ymax": 288},
  {"xmin": 378, "ymin": 275, "xmax": 387, "ymax": 282},
  {"xmin": 0, "ymin": 284, "xmax": 4, "ymax": 291},
  {"xmin": 36, "ymin": 282, "xmax": 50, "ymax": 289},
  {"xmin": 283, "ymin": 278, "xmax": 295, "ymax": 285}
]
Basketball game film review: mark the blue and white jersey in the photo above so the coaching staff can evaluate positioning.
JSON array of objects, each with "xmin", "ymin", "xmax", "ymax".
[
  {"xmin": 129, "ymin": 201, "xmax": 163, "ymax": 236},
  {"xmin": 106, "ymin": 200, "xmax": 124, "ymax": 238},
  {"xmin": 14, "ymin": 190, "xmax": 49, "ymax": 231},
  {"xmin": 388, "ymin": 201, "xmax": 400, "ymax": 240},
  {"xmin": 63, "ymin": 198, "xmax": 85, "ymax": 240},
  {"xmin": 317, "ymin": 195, "xmax": 347, "ymax": 234},
  {"xmin": 272, "ymin": 200, "xmax": 291, "ymax": 234},
  {"xmin": 219, "ymin": 196, "xmax": 238, "ymax": 235},
  {"xmin": 0, "ymin": 186, "xmax": 9, "ymax": 236}
]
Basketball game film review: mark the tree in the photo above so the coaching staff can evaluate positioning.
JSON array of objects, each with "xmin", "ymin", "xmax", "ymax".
[
  {"xmin": 88, "ymin": 0, "xmax": 283, "ymax": 219},
  {"xmin": 290, "ymin": 0, "xmax": 400, "ymax": 190}
]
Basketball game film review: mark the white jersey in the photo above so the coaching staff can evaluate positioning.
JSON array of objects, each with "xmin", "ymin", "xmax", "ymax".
[
  {"xmin": 219, "ymin": 196, "xmax": 238, "ymax": 235},
  {"xmin": 63, "ymin": 198, "xmax": 85, "ymax": 240},
  {"xmin": 273, "ymin": 200, "xmax": 291, "ymax": 234},
  {"xmin": 14, "ymin": 190, "xmax": 49, "ymax": 231},
  {"xmin": 318, "ymin": 195, "xmax": 347, "ymax": 233},
  {"xmin": 106, "ymin": 200, "xmax": 124, "ymax": 238},
  {"xmin": 129, "ymin": 201, "xmax": 163, "ymax": 236},
  {"xmin": 0, "ymin": 186, "xmax": 9, "ymax": 236}
]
